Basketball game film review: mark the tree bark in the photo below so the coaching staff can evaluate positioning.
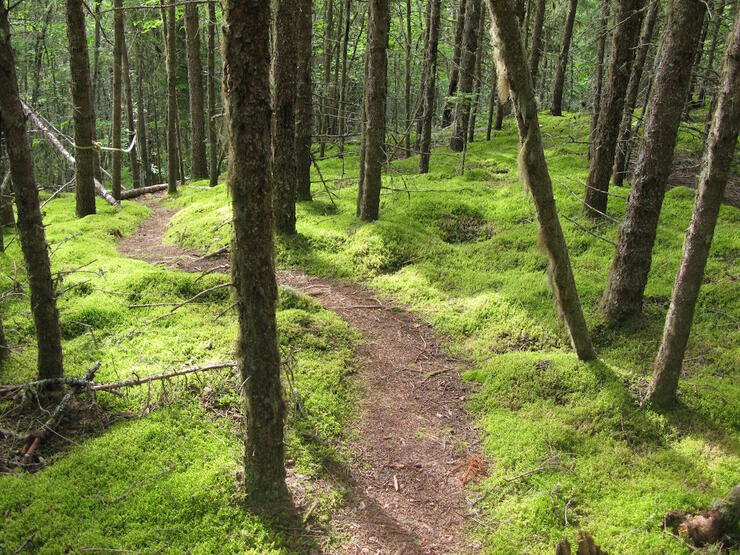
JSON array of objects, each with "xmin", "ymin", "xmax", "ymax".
[
  {"xmin": 666, "ymin": 484, "xmax": 740, "ymax": 546},
  {"xmin": 222, "ymin": 0, "xmax": 287, "ymax": 500},
  {"xmin": 583, "ymin": 0, "xmax": 644, "ymax": 217},
  {"xmin": 550, "ymin": 0, "xmax": 578, "ymax": 116},
  {"xmin": 112, "ymin": 0, "xmax": 123, "ymax": 200},
  {"xmin": 601, "ymin": 0, "xmax": 707, "ymax": 324},
  {"xmin": 185, "ymin": 3, "xmax": 208, "ymax": 180},
  {"xmin": 295, "ymin": 0, "xmax": 313, "ymax": 200},
  {"xmin": 686, "ymin": 15, "xmax": 710, "ymax": 112},
  {"xmin": 273, "ymin": 0, "xmax": 298, "ymax": 235},
  {"xmin": 698, "ymin": 0, "xmax": 727, "ymax": 105},
  {"xmin": 450, "ymin": 0, "xmax": 482, "ymax": 152},
  {"xmin": 319, "ymin": 0, "xmax": 334, "ymax": 158},
  {"xmin": 163, "ymin": 3, "xmax": 179, "ymax": 193},
  {"xmin": 65, "ymin": 0, "xmax": 97, "ymax": 217},
  {"xmin": 419, "ymin": 0, "xmax": 441, "ymax": 173},
  {"xmin": 357, "ymin": 0, "xmax": 390, "ymax": 221},
  {"xmin": 442, "ymin": 0, "xmax": 467, "ymax": 128},
  {"xmin": 612, "ymin": 0, "xmax": 659, "ymax": 187},
  {"xmin": 338, "ymin": 0, "xmax": 351, "ymax": 160},
  {"xmin": 589, "ymin": 0, "xmax": 610, "ymax": 159},
  {"xmin": 207, "ymin": 0, "xmax": 218, "ymax": 187},
  {"xmin": 0, "ymin": 7, "xmax": 64, "ymax": 380},
  {"xmin": 647, "ymin": 10, "xmax": 740, "ymax": 405},
  {"xmin": 122, "ymin": 35, "xmax": 141, "ymax": 189},
  {"xmin": 486, "ymin": 0, "xmax": 596, "ymax": 361},
  {"xmin": 415, "ymin": 0, "xmax": 433, "ymax": 148},
  {"xmin": 468, "ymin": 10, "xmax": 486, "ymax": 143},
  {"xmin": 486, "ymin": 65, "xmax": 497, "ymax": 140},
  {"xmin": 136, "ymin": 40, "xmax": 152, "ymax": 186},
  {"xmin": 404, "ymin": 0, "xmax": 412, "ymax": 157},
  {"xmin": 528, "ymin": 0, "xmax": 546, "ymax": 89}
]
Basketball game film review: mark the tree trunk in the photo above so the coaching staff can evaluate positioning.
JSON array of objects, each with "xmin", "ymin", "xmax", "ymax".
[
  {"xmin": 468, "ymin": 10, "xmax": 486, "ymax": 143},
  {"xmin": 222, "ymin": 0, "xmax": 287, "ymax": 500},
  {"xmin": 601, "ymin": 0, "xmax": 707, "ymax": 325},
  {"xmin": 136, "ymin": 41, "xmax": 152, "ymax": 186},
  {"xmin": 65, "ymin": 0, "xmax": 97, "ymax": 217},
  {"xmin": 273, "ymin": 0, "xmax": 298, "ymax": 235},
  {"xmin": 583, "ymin": 0, "xmax": 644, "ymax": 217},
  {"xmin": 185, "ymin": 3, "xmax": 208, "ymax": 180},
  {"xmin": 207, "ymin": 0, "xmax": 219, "ymax": 187},
  {"xmin": 122, "ymin": 35, "xmax": 141, "ymax": 189},
  {"xmin": 295, "ymin": 0, "xmax": 313, "ymax": 201},
  {"xmin": 486, "ymin": 65, "xmax": 497, "ymax": 140},
  {"xmin": 528, "ymin": 0, "xmax": 546, "ymax": 90},
  {"xmin": 686, "ymin": 15, "xmax": 709, "ymax": 112},
  {"xmin": 666, "ymin": 484, "xmax": 740, "ymax": 546},
  {"xmin": 589, "ymin": 0, "xmax": 610, "ymax": 159},
  {"xmin": 697, "ymin": 0, "xmax": 726, "ymax": 105},
  {"xmin": 419, "ymin": 0, "xmax": 441, "ymax": 173},
  {"xmin": 415, "ymin": 0, "xmax": 433, "ymax": 148},
  {"xmin": 647, "ymin": 10, "xmax": 740, "ymax": 406},
  {"xmin": 442, "ymin": 0, "xmax": 467, "ymax": 128},
  {"xmin": 612, "ymin": 0, "xmax": 659, "ymax": 187},
  {"xmin": 163, "ymin": 3, "xmax": 178, "ymax": 193},
  {"xmin": 112, "ymin": 0, "xmax": 123, "ymax": 200},
  {"xmin": 485, "ymin": 0, "xmax": 595, "ymax": 361},
  {"xmin": 450, "ymin": 0, "xmax": 482, "ymax": 152},
  {"xmin": 550, "ymin": 0, "xmax": 578, "ymax": 116},
  {"xmin": 338, "ymin": 0, "xmax": 351, "ymax": 160},
  {"xmin": 319, "ymin": 0, "xmax": 334, "ymax": 158},
  {"xmin": 357, "ymin": 0, "xmax": 390, "ymax": 222},
  {"xmin": 0, "ymin": 6, "xmax": 64, "ymax": 380},
  {"xmin": 404, "ymin": 0, "xmax": 412, "ymax": 157}
]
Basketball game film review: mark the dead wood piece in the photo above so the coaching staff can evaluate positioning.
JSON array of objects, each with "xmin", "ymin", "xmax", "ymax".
[
  {"xmin": 90, "ymin": 362, "xmax": 236, "ymax": 392},
  {"xmin": 555, "ymin": 532, "xmax": 607, "ymax": 555},
  {"xmin": 119, "ymin": 184, "xmax": 168, "ymax": 199},
  {"xmin": 666, "ymin": 484, "xmax": 740, "ymax": 546}
]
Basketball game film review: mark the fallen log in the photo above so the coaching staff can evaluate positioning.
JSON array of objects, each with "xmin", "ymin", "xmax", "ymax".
[
  {"xmin": 120, "ymin": 183, "xmax": 168, "ymax": 199},
  {"xmin": 665, "ymin": 484, "xmax": 740, "ymax": 546}
]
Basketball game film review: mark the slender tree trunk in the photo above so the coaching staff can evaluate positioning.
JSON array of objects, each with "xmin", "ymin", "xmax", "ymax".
[
  {"xmin": 612, "ymin": 0, "xmax": 659, "ymax": 187},
  {"xmin": 528, "ymin": 0, "xmax": 546, "ymax": 89},
  {"xmin": 92, "ymin": 0, "xmax": 102, "ymax": 110},
  {"xmin": 583, "ymin": 0, "xmax": 644, "ymax": 217},
  {"xmin": 338, "ymin": 0, "xmax": 351, "ymax": 159},
  {"xmin": 404, "ymin": 0, "xmax": 412, "ymax": 157},
  {"xmin": 112, "ymin": 0, "xmax": 123, "ymax": 199},
  {"xmin": 222, "ymin": 0, "xmax": 287, "ymax": 500},
  {"xmin": 357, "ymin": 0, "xmax": 390, "ymax": 222},
  {"xmin": 207, "ymin": 0, "xmax": 218, "ymax": 187},
  {"xmin": 589, "ymin": 0, "xmax": 610, "ymax": 159},
  {"xmin": 319, "ymin": 0, "xmax": 334, "ymax": 158},
  {"xmin": 485, "ymin": 0, "xmax": 596, "ymax": 361},
  {"xmin": 486, "ymin": 65, "xmax": 497, "ymax": 140},
  {"xmin": 550, "ymin": 0, "xmax": 578, "ymax": 115},
  {"xmin": 122, "ymin": 36, "xmax": 141, "ymax": 189},
  {"xmin": 295, "ymin": 0, "xmax": 313, "ymax": 200},
  {"xmin": 601, "ymin": 0, "xmax": 707, "ymax": 324},
  {"xmin": 450, "ymin": 0, "xmax": 482, "ymax": 152},
  {"xmin": 163, "ymin": 3, "xmax": 178, "ymax": 193},
  {"xmin": 136, "ymin": 41, "xmax": 152, "ymax": 186},
  {"xmin": 442, "ymin": 0, "xmax": 467, "ymax": 128},
  {"xmin": 152, "ymin": 93, "xmax": 163, "ymax": 184},
  {"xmin": 65, "ymin": 0, "xmax": 96, "ymax": 216},
  {"xmin": 273, "ymin": 0, "xmax": 298, "ymax": 234},
  {"xmin": 468, "ymin": 10, "xmax": 486, "ymax": 143},
  {"xmin": 415, "ymin": 0, "xmax": 432, "ymax": 148},
  {"xmin": 0, "ymin": 132, "xmax": 14, "ymax": 227},
  {"xmin": 31, "ymin": 3, "xmax": 54, "ymax": 107},
  {"xmin": 332, "ymin": 0, "xmax": 343, "ymax": 138},
  {"xmin": 419, "ymin": 0, "xmax": 441, "ymax": 173},
  {"xmin": 185, "ymin": 3, "xmax": 208, "ymax": 179},
  {"xmin": 0, "ymin": 6, "xmax": 64, "ymax": 380},
  {"xmin": 357, "ymin": 42, "xmax": 369, "ymax": 199},
  {"xmin": 686, "ymin": 15, "xmax": 710, "ymax": 112},
  {"xmin": 698, "ymin": 0, "xmax": 726, "ymax": 105}
]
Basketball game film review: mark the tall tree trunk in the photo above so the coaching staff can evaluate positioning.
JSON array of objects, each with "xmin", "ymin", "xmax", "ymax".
[
  {"xmin": 442, "ymin": 0, "xmax": 467, "ymax": 128},
  {"xmin": 357, "ymin": 0, "xmax": 390, "ymax": 222},
  {"xmin": 528, "ymin": 0, "xmax": 546, "ymax": 89},
  {"xmin": 415, "ymin": 0, "xmax": 432, "ymax": 149},
  {"xmin": 136, "ymin": 41, "xmax": 152, "ymax": 186},
  {"xmin": 273, "ymin": 0, "xmax": 298, "ymax": 234},
  {"xmin": 686, "ymin": 15, "xmax": 710, "ymax": 112},
  {"xmin": 112, "ymin": 0, "xmax": 123, "ymax": 200},
  {"xmin": 601, "ymin": 0, "xmax": 707, "ymax": 324},
  {"xmin": 65, "ymin": 0, "xmax": 97, "ymax": 216},
  {"xmin": 697, "ymin": 0, "xmax": 727, "ymax": 105},
  {"xmin": 486, "ymin": 64, "xmax": 497, "ymax": 140},
  {"xmin": 0, "ymin": 6, "xmax": 64, "ymax": 380},
  {"xmin": 485, "ymin": 0, "xmax": 596, "ymax": 361},
  {"xmin": 185, "ymin": 3, "xmax": 208, "ymax": 180},
  {"xmin": 612, "ymin": 0, "xmax": 660, "ymax": 187},
  {"xmin": 207, "ymin": 0, "xmax": 219, "ymax": 187},
  {"xmin": 583, "ymin": 0, "xmax": 644, "ymax": 217},
  {"xmin": 164, "ymin": 3, "xmax": 178, "ymax": 193},
  {"xmin": 122, "ymin": 36, "xmax": 141, "ymax": 189},
  {"xmin": 648, "ymin": 10, "xmax": 740, "ymax": 406},
  {"xmin": 550, "ymin": 0, "xmax": 578, "ymax": 116},
  {"xmin": 404, "ymin": 0, "xmax": 412, "ymax": 157},
  {"xmin": 468, "ymin": 10, "xmax": 486, "ymax": 143},
  {"xmin": 31, "ymin": 2, "xmax": 54, "ymax": 106},
  {"xmin": 419, "ymin": 0, "xmax": 441, "ymax": 173},
  {"xmin": 338, "ymin": 0, "xmax": 351, "ymax": 159},
  {"xmin": 92, "ymin": 0, "xmax": 102, "ymax": 110},
  {"xmin": 589, "ymin": 0, "xmax": 610, "ymax": 159},
  {"xmin": 222, "ymin": 0, "xmax": 287, "ymax": 500},
  {"xmin": 152, "ymin": 92, "xmax": 163, "ymax": 184},
  {"xmin": 295, "ymin": 0, "xmax": 313, "ymax": 200},
  {"xmin": 319, "ymin": 0, "xmax": 334, "ymax": 158},
  {"xmin": 450, "ymin": 0, "xmax": 482, "ymax": 152}
]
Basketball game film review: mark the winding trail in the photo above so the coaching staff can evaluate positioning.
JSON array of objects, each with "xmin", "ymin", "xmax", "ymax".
[{"xmin": 118, "ymin": 194, "xmax": 482, "ymax": 554}]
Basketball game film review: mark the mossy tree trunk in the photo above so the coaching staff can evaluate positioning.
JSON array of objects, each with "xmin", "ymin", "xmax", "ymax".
[
  {"xmin": 185, "ymin": 3, "xmax": 208, "ymax": 180},
  {"xmin": 550, "ymin": 0, "xmax": 578, "ymax": 116},
  {"xmin": 450, "ymin": 0, "xmax": 482, "ymax": 152},
  {"xmin": 442, "ymin": 0, "xmax": 467, "ymax": 128},
  {"xmin": 601, "ymin": 0, "xmax": 707, "ymax": 325},
  {"xmin": 528, "ymin": 0, "xmax": 546, "ymax": 89},
  {"xmin": 222, "ymin": 0, "xmax": 288, "ymax": 501},
  {"xmin": 0, "ymin": 6, "xmax": 64, "ymax": 380},
  {"xmin": 647, "ymin": 10, "xmax": 740, "ymax": 406},
  {"xmin": 295, "ymin": 0, "xmax": 313, "ymax": 200},
  {"xmin": 419, "ymin": 0, "xmax": 441, "ymax": 173}
]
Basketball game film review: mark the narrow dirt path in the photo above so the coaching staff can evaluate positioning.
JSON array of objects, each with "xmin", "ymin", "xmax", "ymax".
[{"xmin": 118, "ymin": 194, "xmax": 482, "ymax": 554}]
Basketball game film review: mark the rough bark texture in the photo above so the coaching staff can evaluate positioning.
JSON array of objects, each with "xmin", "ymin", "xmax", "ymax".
[
  {"xmin": 164, "ymin": 4, "xmax": 178, "ymax": 193},
  {"xmin": 419, "ymin": 0, "xmax": 441, "ymax": 173},
  {"xmin": 112, "ymin": 0, "xmax": 123, "ymax": 200},
  {"xmin": 0, "ymin": 7, "xmax": 64, "ymax": 380},
  {"xmin": 648, "ymin": 10, "xmax": 740, "ymax": 406},
  {"xmin": 404, "ymin": 0, "xmax": 412, "ymax": 156},
  {"xmin": 319, "ymin": 0, "xmax": 334, "ymax": 158},
  {"xmin": 357, "ymin": 0, "xmax": 390, "ymax": 221},
  {"xmin": 486, "ymin": 0, "xmax": 596, "ymax": 361},
  {"xmin": 450, "ymin": 0, "xmax": 482, "ymax": 151},
  {"xmin": 698, "ymin": 0, "xmax": 726, "ymax": 105},
  {"xmin": 550, "ymin": 0, "xmax": 578, "ymax": 115},
  {"xmin": 222, "ymin": 0, "xmax": 287, "ymax": 500},
  {"xmin": 528, "ymin": 0, "xmax": 546, "ymax": 89},
  {"xmin": 65, "ymin": 0, "xmax": 96, "ymax": 217},
  {"xmin": 185, "ymin": 3, "xmax": 208, "ymax": 180},
  {"xmin": 486, "ymin": 65, "xmax": 497, "ymax": 140},
  {"xmin": 295, "ymin": 0, "xmax": 313, "ymax": 201},
  {"xmin": 442, "ymin": 0, "xmax": 467, "ymax": 128},
  {"xmin": 121, "ymin": 36, "xmax": 141, "ymax": 189},
  {"xmin": 468, "ymin": 11, "xmax": 486, "ymax": 143},
  {"xmin": 589, "ymin": 0, "xmax": 609, "ymax": 158},
  {"xmin": 583, "ymin": 0, "xmax": 644, "ymax": 216},
  {"xmin": 602, "ymin": 0, "xmax": 707, "ymax": 324},
  {"xmin": 136, "ymin": 41, "xmax": 152, "ymax": 186},
  {"xmin": 686, "ymin": 15, "xmax": 709, "ymax": 111},
  {"xmin": 273, "ymin": 0, "xmax": 298, "ymax": 234},
  {"xmin": 415, "ymin": 0, "xmax": 433, "ymax": 149},
  {"xmin": 207, "ymin": 0, "xmax": 218, "ymax": 187},
  {"xmin": 612, "ymin": 0, "xmax": 659, "ymax": 187}
]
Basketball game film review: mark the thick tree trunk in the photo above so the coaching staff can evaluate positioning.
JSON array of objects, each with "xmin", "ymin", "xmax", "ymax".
[
  {"xmin": 0, "ymin": 7, "xmax": 64, "ymax": 380},
  {"xmin": 583, "ymin": 0, "xmax": 644, "ymax": 217},
  {"xmin": 121, "ymin": 36, "xmax": 141, "ymax": 189},
  {"xmin": 442, "ymin": 0, "xmax": 467, "ymax": 128},
  {"xmin": 698, "ymin": 0, "xmax": 726, "ymax": 105},
  {"xmin": 601, "ymin": 0, "xmax": 707, "ymax": 325},
  {"xmin": 207, "ymin": 0, "xmax": 218, "ymax": 187},
  {"xmin": 112, "ymin": 0, "xmax": 123, "ymax": 200},
  {"xmin": 450, "ymin": 0, "xmax": 482, "ymax": 152},
  {"xmin": 185, "ymin": 3, "xmax": 208, "ymax": 180},
  {"xmin": 528, "ymin": 0, "xmax": 546, "ymax": 89},
  {"xmin": 612, "ymin": 0, "xmax": 659, "ymax": 187},
  {"xmin": 295, "ymin": 0, "xmax": 313, "ymax": 200},
  {"xmin": 550, "ymin": 0, "xmax": 578, "ymax": 115},
  {"xmin": 164, "ymin": 4, "xmax": 178, "ymax": 193},
  {"xmin": 589, "ymin": 0, "xmax": 610, "ymax": 159},
  {"xmin": 419, "ymin": 0, "xmax": 441, "ymax": 173},
  {"xmin": 357, "ymin": 0, "xmax": 390, "ymax": 222},
  {"xmin": 647, "ymin": 11, "xmax": 740, "ymax": 406},
  {"xmin": 222, "ymin": 0, "xmax": 287, "ymax": 500},
  {"xmin": 273, "ymin": 0, "xmax": 298, "ymax": 235},
  {"xmin": 486, "ymin": 0, "xmax": 596, "ymax": 361},
  {"xmin": 65, "ymin": 0, "xmax": 97, "ymax": 217},
  {"xmin": 136, "ymin": 41, "xmax": 152, "ymax": 186}
]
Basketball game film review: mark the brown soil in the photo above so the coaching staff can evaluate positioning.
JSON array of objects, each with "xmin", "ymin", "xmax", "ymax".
[{"xmin": 117, "ymin": 193, "xmax": 483, "ymax": 554}]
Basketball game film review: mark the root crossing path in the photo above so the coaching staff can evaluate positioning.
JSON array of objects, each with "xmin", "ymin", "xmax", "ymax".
[{"xmin": 118, "ymin": 194, "xmax": 482, "ymax": 554}]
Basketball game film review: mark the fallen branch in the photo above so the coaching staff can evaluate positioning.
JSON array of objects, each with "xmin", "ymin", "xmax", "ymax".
[
  {"xmin": 149, "ymin": 282, "xmax": 232, "ymax": 323},
  {"xmin": 89, "ymin": 362, "xmax": 236, "ymax": 392},
  {"xmin": 309, "ymin": 151, "xmax": 338, "ymax": 209},
  {"xmin": 119, "ymin": 183, "xmax": 168, "ymax": 199}
]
